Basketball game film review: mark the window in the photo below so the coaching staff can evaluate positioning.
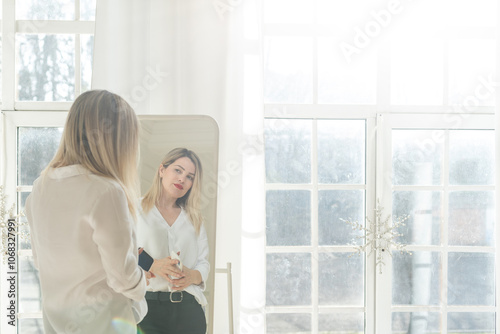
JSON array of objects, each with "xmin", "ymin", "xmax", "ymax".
[
  {"xmin": 260, "ymin": 1, "xmax": 497, "ymax": 333},
  {"xmin": 1, "ymin": 1, "xmax": 95, "ymax": 333}
]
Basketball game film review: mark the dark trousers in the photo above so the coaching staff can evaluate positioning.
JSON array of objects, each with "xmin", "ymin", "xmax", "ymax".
[{"xmin": 137, "ymin": 291, "xmax": 207, "ymax": 334}]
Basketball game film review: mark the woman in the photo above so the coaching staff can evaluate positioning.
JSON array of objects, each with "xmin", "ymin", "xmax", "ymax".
[
  {"xmin": 25, "ymin": 90, "xmax": 147, "ymax": 334},
  {"xmin": 137, "ymin": 148, "xmax": 209, "ymax": 334}
]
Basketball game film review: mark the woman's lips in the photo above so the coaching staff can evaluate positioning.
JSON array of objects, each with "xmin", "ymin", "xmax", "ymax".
[{"xmin": 174, "ymin": 184, "xmax": 183, "ymax": 190}]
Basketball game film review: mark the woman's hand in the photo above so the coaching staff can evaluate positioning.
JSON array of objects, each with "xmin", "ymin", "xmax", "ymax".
[
  {"xmin": 170, "ymin": 266, "xmax": 202, "ymax": 290},
  {"xmin": 149, "ymin": 256, "xmax": 184, "ymax": 282}
]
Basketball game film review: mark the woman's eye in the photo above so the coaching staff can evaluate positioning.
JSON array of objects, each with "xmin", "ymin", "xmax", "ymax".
[{"xmin": 187, "ymin": 175, "xmax": 194, "ymax": 181}]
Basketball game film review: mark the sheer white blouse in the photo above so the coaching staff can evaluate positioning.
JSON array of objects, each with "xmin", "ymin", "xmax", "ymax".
[{"xmin": 25, "ymin": 165, "xmax": 147, "ymax": 334}]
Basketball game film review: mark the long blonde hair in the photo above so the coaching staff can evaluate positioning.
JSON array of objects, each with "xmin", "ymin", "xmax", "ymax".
[
  {"xmin": 142, "ymin": 148, "xmax": 203, "ymax": 233},
  {"xmin": 44, "ymin": 90, "xmax": 139, "ymax": 217}
]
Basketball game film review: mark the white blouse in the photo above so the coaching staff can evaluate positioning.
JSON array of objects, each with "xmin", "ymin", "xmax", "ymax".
[
  {"xmin": 25, "ymin": 165, "xmax": 147, "ymax": 334},
  {"xmin": 137, "ymin": 206, "xmax": 209, "ymax": 306}
]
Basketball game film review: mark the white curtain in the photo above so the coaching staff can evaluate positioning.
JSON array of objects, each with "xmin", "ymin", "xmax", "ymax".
[{"xmin": 92, "ymin": 1, "xmax": 265, "ymax": 333}]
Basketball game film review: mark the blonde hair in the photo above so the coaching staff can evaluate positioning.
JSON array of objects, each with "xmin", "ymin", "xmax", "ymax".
[
  {"xmin": 142, "ymin": 148, "xmax": 204, "ymax": 234},
  {"xmin": 44, "ymin": 90, "xmax": 139, "ymax": 217}
]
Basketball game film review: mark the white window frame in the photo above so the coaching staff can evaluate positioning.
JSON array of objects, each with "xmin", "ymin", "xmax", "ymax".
[
  {"xmin": 1, "ymin": 111, "xmax": 67, "ymax": 334},
  {"xmin": 375, "ymin": 112, "xmax": 497, "ymax": 334}
]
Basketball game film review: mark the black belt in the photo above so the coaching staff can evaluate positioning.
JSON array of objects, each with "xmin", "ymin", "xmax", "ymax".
[{"xmin": 145, "ymin": 291, "xmax": 197, "ymax": 304}]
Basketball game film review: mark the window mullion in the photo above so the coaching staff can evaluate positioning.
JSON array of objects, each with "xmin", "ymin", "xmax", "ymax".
[
  {"xmin": 311, "ymin": 119, "xmax": 319, "ymax": 333},
  {"xmin": 2, "ymin": 0, "xmax": 15, "ymax": 110}
]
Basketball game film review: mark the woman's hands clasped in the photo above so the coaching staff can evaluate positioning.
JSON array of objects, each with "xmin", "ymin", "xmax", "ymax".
[{"xmin": 149, "ymin": 256, "xmax": 184, "ymax": 283}]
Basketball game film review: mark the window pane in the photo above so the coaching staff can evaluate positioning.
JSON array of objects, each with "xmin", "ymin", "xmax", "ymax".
[
  {"xmin": 19, "ymin": 318, "xmax": 44, "ymax": 334},
  {"xmin": 449, "ymin": 191, "xmax": 495, "ymax": 247},
  {"xmin": 392, "ymin": 312, "xmax": 440, "ymax": 334},
  {"xmin": 267, "ymin": 253, "xmax": 311, "ymax": 306},
  {"xmin": 80, "ymin": 0, "xmax": 97, "ymax": 20},
  {"xmin": 264, "ymin": 0, "xmax": 312, "ymax": 23},
  {"xmin": 448, "ymin": 252, "xmax": 494, "ymax": 306},
  {"xmin": 264, "ymin": 37, "xmax": 313, "ymax": 104},
  {"xmin": 319, "ymin": 190, "xmax": 364, "ymax": 246},
  {"xmin": 392, "ymin": 252, "xmax": 441, "ymax": 305},
  {"xmin": 392, "ymin": 130, "xmax": 443, "ymax": 186},
  {"xmin": 448, "ymin": 39, "xmax": 496, "ymax": 106},
  {"xmin": 318, "ymin": 120, "xmax": 365, "ymax": 184},
  {"xmin": 81, "ymin": 35, "xmax": 94, "ymax": 93},
  {"xmin": 16, "ymin": 0, "xmax": 74, "ymax": 20},
  {"xmin": 449, "ymin": 131, "xmax": 495, "ymax": 185},
  {"xmin": 391, "ymin": 38, "xmax": 444, "ymax": 105},
  {"xmin": 17, "ymin": 34, "xmax": 75, "ymax": 101},
  {"xmin": 19, "ymin": 256, "xmax": 42, "ymax": 313},
  {"xmin": 319, "ymin": 253, "xmax": 364, "ymax": 306},
  {"xmin": 448, "ymin": 312, "xmax": 495, "ymax": 334},
  {"xmin": 266, "ymin": 190, "xmax": 310, "ymax": 246},
  {"xmin": 393, "ymin": 191, "xmax": 442, "ymax": 246},
  {"xmin": 319, "ymin": 313, "xmax": 364, "ymax": 333},
  {"xmin": 18, "ymin": 127, "xmax": 63, "ymax": 185},
  {"xmin": 264, "ymin": 119, "xmax": 311, "ymax": 183},
  {"xmin": 318, "ymin": 38, "xmax": 376, "ymax": 104},
  {"xmin": 266, "ymin": 314, "xmax": 311, "ymax": 334},
  {"xmin": 446, "ymin": 0, "xmax": 497, "ymax": 27}
]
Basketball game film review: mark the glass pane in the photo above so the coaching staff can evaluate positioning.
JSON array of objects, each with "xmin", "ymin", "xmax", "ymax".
[
  {"xmin": 391, "ymin": 38, "xmax": 444, "ymax": 105},
  {"xmin": 264, "ymin": 119, "xmax": 311, "ymax": 183},
  {"xmin": 393, "ymin": 191, "xmax": 442, "ymax": 245},
  {"xmin": 317, "ymin": 0, "xmax": 385, "ymax": 29},
  {"xmin": 449, "ymin": 191, "xmax": 495, "ymax": 247},
  {"xmin": 264, "ymin": 0, "xmax": 312, "ymax": 23},
  {"xmin": 319, "ymin": 190, "xmax": 364, "ymax": 246},
  {"xmin": 449, "ymin": 131, "xmax": 495, "ymax": 185},
  {"xmin": 392, "ymin": 252, "xmax": 441, "ymax": 305},
  {"xmin": 81, "ymin": 35, "xmax": 94, "ymax": 93},
  {"xmin": 19, "ymin": 256, "xmax": 42, "ymax": 313},
  {"xmin": 80, "ymin": 0, "xmax": 97, "ymax": 20},
  {"xmin": 17, "ymin": 34, "xmax": 75, "ymax": 101},
  {"xmin": 448, "ymin": 39, "xmax": 496, "ymax": 106},
  {"xmin": 266, "ymin": 190, "xmax": 310, "ymax": 246},
  {"xmin": 446, "ymin": 0, "xmax": 497, "ymax": 27},
  {"xmin": 19, "ymin": 318, "xmax": 44, "ymax": 334},
  {"xmin": 319, "ymin": 253, "xmax": 364, "ymax": 305},
  {"xmin": 392, "ymin": 312, "xmax": 440, "ymax": 334},
  {"xmin": 267, "ymin": 253, "xmax": 311, "ymax": 306},
  {"xmin": 448, "ymin": 252, "xmax": 494, "ymax": 305},
  {"xmin": 392, "ymin": 130, "xmax": 443, "ymax": 186},
  {"xmin": 318, "ymin": 120, "xmax": 365, "ymax": 184},
  {"xmin": 264, "ymin": 37, "xmax": 313, "ymax": 104},
  {"xmin": 319, "ymin": 313, "xmax": 364, "ymax": 333},
  {"xmin": 18, "ymin": 127, "xmax": 63, "ymax": 185},
  {"xmin": 448, "ymin": 312, "xmax": 495, "ymax": 334},
  {"xmin": 266, "ymin": 314, "xmax": 311, "ymax": 334},
  {"xmin": 318, "ymin": 38, "xmax": 376, "ymax": 104},
  {"xmin": 16, "ymin": 0, "xmax": 74, "ymax": 20}
]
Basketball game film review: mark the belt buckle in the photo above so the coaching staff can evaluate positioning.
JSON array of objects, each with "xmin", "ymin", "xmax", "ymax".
[{"xmin": 170, "ymin": 291, "xmax": 183, "ymax": 303}]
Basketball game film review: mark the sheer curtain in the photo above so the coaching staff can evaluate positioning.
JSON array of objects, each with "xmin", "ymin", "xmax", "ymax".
[{"xmin": 92, "ymin": 1, "xmax": 264, "ymax": 333}]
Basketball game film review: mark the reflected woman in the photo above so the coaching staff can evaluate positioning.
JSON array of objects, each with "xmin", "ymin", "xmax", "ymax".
[{"xmin": 137, "ymin": 148, "xmax": 209, "ymax": 334}]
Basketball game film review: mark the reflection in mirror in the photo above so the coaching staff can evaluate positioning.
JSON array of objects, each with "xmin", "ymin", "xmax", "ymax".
[{"xmin": 138, "ymin": 115, "xmax": 219, "ymax": 333}]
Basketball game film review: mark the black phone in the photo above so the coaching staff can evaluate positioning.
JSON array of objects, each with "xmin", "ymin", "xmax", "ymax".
[{"xmin": 138, "ymin": 249, "xmax": 154, "ymax": 271}]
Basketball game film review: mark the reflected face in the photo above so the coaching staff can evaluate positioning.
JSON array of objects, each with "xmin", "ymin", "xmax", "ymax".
[{"xmin": 159, "ymin": 157, "xmax": 196, "ymax": 199}]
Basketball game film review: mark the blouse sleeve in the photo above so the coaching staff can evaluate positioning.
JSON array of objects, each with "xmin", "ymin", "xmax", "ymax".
[
  {"xmin": 89, "ymin": 185, "xmax": 146, "ymax": 301},
  {"xmin": 193, "ymin": 224, "xmax": 210, "ymax": 291}
]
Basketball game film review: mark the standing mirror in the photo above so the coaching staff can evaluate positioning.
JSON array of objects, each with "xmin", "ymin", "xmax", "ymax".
[{"xmin": 138, "ymin": 115, "xmax": 219, "ymax": 333}]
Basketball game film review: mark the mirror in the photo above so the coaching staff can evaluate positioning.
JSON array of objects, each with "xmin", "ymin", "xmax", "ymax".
[{"xmin": 137, "ymin": 115, "xmax": 219, "ymax": 333}]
